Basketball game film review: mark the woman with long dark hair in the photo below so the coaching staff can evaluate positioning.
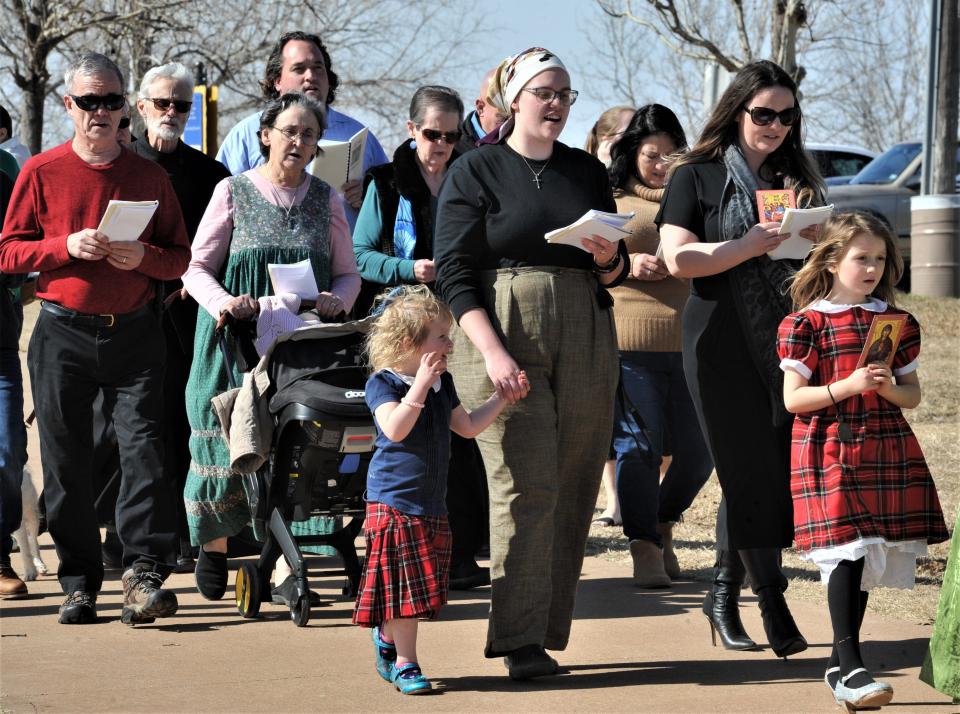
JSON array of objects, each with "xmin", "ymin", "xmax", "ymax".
[
  {"xmin": 657, "ymin": 60, "xmax": 824, "ymax": 657},
  {"xmin": 607, "ymin": 105, "xmax": 713, "ymax": 588}
]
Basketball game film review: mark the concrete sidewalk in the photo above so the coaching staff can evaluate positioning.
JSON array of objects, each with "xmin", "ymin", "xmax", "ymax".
[{"xmin": 1, "ymin": 542, "xmax": 956, "ymax": 713}]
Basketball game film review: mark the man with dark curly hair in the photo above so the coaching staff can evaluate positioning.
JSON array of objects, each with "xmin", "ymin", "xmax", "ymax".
[{"xmin": 216, "ymin": 31, "xmax": 387, "ymax": 227}]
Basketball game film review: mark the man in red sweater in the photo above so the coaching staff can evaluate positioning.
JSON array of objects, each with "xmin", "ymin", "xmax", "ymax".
[{"xmin": 0, "ymin": 52, "xmax": 191, "ymax": 626}]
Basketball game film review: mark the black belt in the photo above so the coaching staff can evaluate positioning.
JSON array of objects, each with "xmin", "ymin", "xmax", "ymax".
[{"xmin": 41, "ymin": 301, "xmax": 154, "ymax": 328}]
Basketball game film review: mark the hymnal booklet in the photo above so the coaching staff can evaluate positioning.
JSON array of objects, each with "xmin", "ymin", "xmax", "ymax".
[
  {"xmin": 767, "ymin": 204, "xmax": 835, "ymax": 260},
  {"xmin": 310, "ymin": 127, "xmax": 368, "ymax": 188},
  {"xmin": 856, "ymin": 313, "xmax": 907, "ymax": 368},
  {"xmin": 267, "ymin": 258, "xmax": 318, "ymax": 300},
  {"xmin": 545, "ymin": 209, "xmax": 634, "ymax": 250},
  {"xmin": 97, "ymin": 200, "xmax": 158, "ymax": 242}
]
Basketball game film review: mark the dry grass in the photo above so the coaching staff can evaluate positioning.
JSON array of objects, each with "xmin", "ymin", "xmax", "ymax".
[{"xmin": 590, "ymin": 291, "xmax": 959, "ymax": 625}]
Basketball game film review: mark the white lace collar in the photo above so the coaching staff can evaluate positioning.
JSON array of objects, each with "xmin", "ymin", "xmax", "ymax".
[
  {"xmin": 808, "ymin": 297, "xmax": 888, "ymax": 314},
  {"xmin": 384, "ymin": 368, "xmax": 441, "ymax": 393}
]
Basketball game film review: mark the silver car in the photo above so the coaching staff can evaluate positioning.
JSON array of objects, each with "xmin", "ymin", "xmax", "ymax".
[{"xmin": 827, "ymin": 141, "xmax": 960, "ymax": 265}]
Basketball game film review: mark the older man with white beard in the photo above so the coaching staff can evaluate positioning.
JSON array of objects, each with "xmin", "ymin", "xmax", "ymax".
[{"xmin": 125, "ymin": 62, "xmax": 230, "ymax": 571}]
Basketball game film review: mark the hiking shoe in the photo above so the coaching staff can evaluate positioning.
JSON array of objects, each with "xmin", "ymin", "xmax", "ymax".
[
  {"xmin": 0, "ymin": 563, "xmax": 28, "ymax": 599},
  {"xmin": 121, "ymin": 567, "xmax": 178, "ymax": 625},
  {"xmin": 58, "ymin": 591, "xmax": 97, "ymax": 624}
]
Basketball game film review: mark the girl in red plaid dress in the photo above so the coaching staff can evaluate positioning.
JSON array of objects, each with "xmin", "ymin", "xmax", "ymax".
[
  {"xmin": 777, "ymin": 212, "xmax": 948, "ymax": 711},
  {"xmin": 355, "ymin": 286, "xmax": 526, "ymax": 694}
]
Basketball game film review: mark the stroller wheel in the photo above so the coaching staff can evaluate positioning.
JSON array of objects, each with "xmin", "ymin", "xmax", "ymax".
[
  {"xmin": 235, "ymin": 563, "xmax": 262, "ymax": 619},
  {"xmin": 290, "ymin": 595, "xmax": 311, "ymax": 627}
]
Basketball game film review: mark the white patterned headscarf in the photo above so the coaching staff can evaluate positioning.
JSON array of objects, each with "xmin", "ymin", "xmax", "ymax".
[{"xmin": 491, "ymin": 47, "xmax": 567, "ymax": 115}]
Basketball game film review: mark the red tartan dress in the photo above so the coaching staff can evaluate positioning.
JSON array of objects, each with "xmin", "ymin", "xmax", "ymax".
[{"xmin": 777, "ymin": 299, "xmax": 948, "ymax": 588}]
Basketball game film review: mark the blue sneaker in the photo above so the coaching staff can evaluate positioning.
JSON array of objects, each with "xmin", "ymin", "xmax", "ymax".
[
  {"xmin": 372, "ymin": 627, "xmax": 396, "ymax": 682},
  {"xmin": 390, "ymin": 661, "xmax": 432, "ymax": 695}
]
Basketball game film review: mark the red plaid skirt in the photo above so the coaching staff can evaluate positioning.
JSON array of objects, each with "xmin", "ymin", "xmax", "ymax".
[{"xmin": 352, "ymin": 502, "xmax": 452, "ymax": 628}]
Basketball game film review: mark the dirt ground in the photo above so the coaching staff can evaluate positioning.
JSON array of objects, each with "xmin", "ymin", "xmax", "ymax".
[{"xmin": 590, "ymin": 291, "xmax": 960, "ymax": 626}]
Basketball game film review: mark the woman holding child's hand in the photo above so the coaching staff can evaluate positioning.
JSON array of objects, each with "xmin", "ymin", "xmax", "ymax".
[{"xmin": 434, "ymin": 48, "xmax": 627, "ymax": 679}]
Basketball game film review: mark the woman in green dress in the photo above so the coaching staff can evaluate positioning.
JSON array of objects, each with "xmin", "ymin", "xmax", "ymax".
[{"xmin": 182, "ymin": 93, "xmax": 360, "ymax": 599}]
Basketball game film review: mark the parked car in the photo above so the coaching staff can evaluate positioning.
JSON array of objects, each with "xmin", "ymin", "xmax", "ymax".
[
  {"xmin": 828, "ymin": 141, "xmax": 960, "ymax": 268},
  {"xmin": 806, "ymin": 143, "xmax": 877, "ymax": 184}
]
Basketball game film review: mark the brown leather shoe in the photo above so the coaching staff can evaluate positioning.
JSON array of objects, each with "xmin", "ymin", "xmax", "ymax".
[
  {"xmin": 656, "ymin": 521, "xmax": 681, "ymax": 579},
  {"xmin": 0, "ymin": 563, "xmax": 28, "ymax": 599},
  {"xmin": 121, "ymin": 567, "xmax": 178, "ymax": 625},
  {"xmin": 630, "ymin": 539, "xmax": 671, "ymax": 588}
]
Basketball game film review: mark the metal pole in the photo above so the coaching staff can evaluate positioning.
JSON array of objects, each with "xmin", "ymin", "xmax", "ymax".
[{"xmin": 922, "ymin": 0, "xmax": 944, "ymax": 195}]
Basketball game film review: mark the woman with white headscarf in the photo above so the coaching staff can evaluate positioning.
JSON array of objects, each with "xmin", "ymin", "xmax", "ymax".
[{"xmin": 435, "ymin": 47, "xmax": 628, "ymax": 680}]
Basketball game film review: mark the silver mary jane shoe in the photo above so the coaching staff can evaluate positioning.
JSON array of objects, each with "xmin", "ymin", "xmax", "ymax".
[{"xmin": 833, "ymin": 668, "xmax": 894, "ymax": 711}]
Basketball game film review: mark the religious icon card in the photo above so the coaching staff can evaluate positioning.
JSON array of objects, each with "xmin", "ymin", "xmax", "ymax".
[
  {"xmin": 755, "ymin": 189, "xmax": 796, "ymax": 222},
  {"xmin": 856, "ymin": 313, "xmax": 908, "ymax": 368}
]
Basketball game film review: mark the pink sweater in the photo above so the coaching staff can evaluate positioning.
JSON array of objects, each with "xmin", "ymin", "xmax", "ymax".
[{"xmin": 183, "ymin": 170, "xmax": 361, "ymax": 318}]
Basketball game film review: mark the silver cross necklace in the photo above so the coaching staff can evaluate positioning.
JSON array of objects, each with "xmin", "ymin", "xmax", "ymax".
[{"xmin": 518, "ymin": 153, "xmax": 551, "ymax": 189}]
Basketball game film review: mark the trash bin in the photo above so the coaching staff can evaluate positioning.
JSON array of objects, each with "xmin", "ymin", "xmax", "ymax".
[{"xmin": 910, "ymin": 195, "xmax": 960, "ymax": 297}]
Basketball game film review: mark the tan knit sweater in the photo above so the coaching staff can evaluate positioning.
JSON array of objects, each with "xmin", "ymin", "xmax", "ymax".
[{"xmin": 609, "ymin": 179, "xmax": 689, "ymax": 352}]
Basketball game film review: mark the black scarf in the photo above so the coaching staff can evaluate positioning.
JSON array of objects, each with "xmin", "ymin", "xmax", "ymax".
[{"xmin": 720, "ymin": 144, "xmax": 798, "ymax": 427}]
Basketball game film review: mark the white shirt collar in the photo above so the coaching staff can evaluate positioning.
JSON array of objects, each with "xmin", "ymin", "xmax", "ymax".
[
  {"xmin": 808, "ymin": 297, "xmax": 888, "ymax": 314},
  {"xmin": 384, "ymin": 368, "xmax": 441, "ymax": 393}
]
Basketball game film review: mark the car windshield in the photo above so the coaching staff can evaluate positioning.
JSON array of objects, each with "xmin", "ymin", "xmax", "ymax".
[{"xmin": 851, "ymin": 143, "xmax": 921, "ymax": 185}]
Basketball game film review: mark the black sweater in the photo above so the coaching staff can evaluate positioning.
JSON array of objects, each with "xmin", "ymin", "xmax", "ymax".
[{"xmin": 435, "ymin": 140, "xmax": 627, "ymax": 320}]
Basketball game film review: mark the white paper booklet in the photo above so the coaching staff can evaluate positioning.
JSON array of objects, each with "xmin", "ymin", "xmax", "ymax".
[
  {"xmin": 267, "ymin": 258, "xmax": 318, "ymax": 300},
  {"xmin": 545, "ymin": 210, "xmax": 634, "ymax": 251},
  {"xmin": 97, "ymin": 200, "xmax": 158, "ymax": 242},
  {"xmin": 768, "ymin": 204, "xmax": 834, "ymax": 260},
  {"xmin": 309, "ymin": 127, "xmax": 368, "ymax": 188}
]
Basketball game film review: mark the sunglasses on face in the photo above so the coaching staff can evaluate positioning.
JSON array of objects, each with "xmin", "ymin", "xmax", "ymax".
[
  {"xmin": 144, "ymin": 97, "xmax": 193, "ymax": 114},
  {"xmin": 70, "ymin": 94, "xmax": 126, "ymax": 112},
  {"xmin": 742, "ymin": 105, "xmax": 800, "ymax": 127},
  {"xmin": 417, "ymin": 126, "xmax": 462, "ymax": 144},
  {"xmin": 118, "ymin": 117, "xmax": 131, "ymax": 130}
]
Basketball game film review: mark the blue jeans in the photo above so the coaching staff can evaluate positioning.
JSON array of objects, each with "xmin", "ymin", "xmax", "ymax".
[
  {"xmin": 613, "ymin": 351, "xmax": 713, "ymax": 544},
  {"xmin": 1, "ymin": 347, "xmax": 27, "ymax": 562}
]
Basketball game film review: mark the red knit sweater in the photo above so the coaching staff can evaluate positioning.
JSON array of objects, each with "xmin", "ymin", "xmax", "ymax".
[{"xmin": 0, "ymin": 141, "xmax": 190, "ymax": 314}]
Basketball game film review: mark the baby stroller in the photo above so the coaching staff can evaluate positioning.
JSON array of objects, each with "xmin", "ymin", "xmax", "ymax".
[{"xmin": 217, "ymin": 313, "xmax": 375, "ymax": 627}]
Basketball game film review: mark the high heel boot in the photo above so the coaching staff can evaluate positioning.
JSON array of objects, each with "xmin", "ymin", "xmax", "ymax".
[
  {"xmin": 739, "ymin": 547, "xmax": 807, "ymax": 659},
  {"xmin": 702, "ymin": 550, "xmax": 758, "ymax": 650}
]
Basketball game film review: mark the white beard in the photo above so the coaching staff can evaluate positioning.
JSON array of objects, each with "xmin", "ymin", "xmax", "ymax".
[{"xmin": 146, "ymin": 116, "xmax": 182, "ymax": 142}]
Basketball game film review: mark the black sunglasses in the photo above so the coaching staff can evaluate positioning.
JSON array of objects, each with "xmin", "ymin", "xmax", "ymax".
[
  {"xmin": 742, "ymin": 105, "xmax": 800, "ymax": 127},
  {"xmin": 118, "ymin": 117, "xmax": 131, "ymax": 130},
  {"xmin": 417, "ymin": 126, "xmax": 462, "ymax": 145},
  {"xmin": 144, "ymin": 97, "xmax": 193, "ymax": 114},
  {"xmin": 70, "ymin": 93, "xmax": 126, "ymax": 112}
]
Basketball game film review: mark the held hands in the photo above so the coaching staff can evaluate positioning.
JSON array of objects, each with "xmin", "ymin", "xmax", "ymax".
[
  {"xmin": 630, "ymin": 253, "xmax": 669, "ymax": 281},
  {"xmin": 314, "ymin": 291, "xmax": 345, "ymax": 319},
  {"xmin": 798, "ymin": 224, "xmax": 820, "ymax": 242},
  {"xmin": 413, "ymin": 259, "xmax": 436, "ymax": 283},
  {"xmin": 842, "ymin": 364, "xmax": 892, "ymax": 395},
  {"xmin": 580, "ymin": 234, "xmax": 619, "ymax": 267},
  {"xmin": 741, "ymin": 222, "xmax": 790, "ymax": 258},
  {"xmin": 484, "ymin": 348, "xmax": 531, "ymax": 405}
]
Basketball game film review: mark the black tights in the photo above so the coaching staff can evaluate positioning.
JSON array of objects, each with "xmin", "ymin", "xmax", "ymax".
[{"xmin": 827, "ymin": 558, "xmax": 872, "ymax": 688}]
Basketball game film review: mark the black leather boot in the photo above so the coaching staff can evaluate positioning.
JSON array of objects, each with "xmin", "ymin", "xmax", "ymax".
[
  {"xmin": 702, "ymin": 550, "xmax": 758, "ymax": 650},
  {"xmin": 739, "ymin": 547, "xmax": 807, "ymax": 658}
]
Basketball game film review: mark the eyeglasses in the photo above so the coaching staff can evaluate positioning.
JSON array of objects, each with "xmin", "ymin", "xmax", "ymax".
[
  {"xmin": 270, "ymin": 126, "xmax": 319, "ymax": 145},
  {"xmin": 742, "ymin": 105, "xmax": 800, "ymax": 127},
  {"xmin": 522, "ymin": 87, "xmax": 579, "ymax": 106},
  {"xmin": 70, "ymin": 94, "xmax": 126, "ymax": 112},
  {"xmin": 144, "ymin": 97, "xmax": 193, "ymax": 114},
  {"xmin": 118, "ymin": 117, "xmax": 131, "ymax": 130},
  {"xmin": 416, "ymin": 126, "xmax": 462, "ymax": 145}
]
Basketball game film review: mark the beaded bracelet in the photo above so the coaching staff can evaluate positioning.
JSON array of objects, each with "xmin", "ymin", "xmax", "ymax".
[
  {"xmin": 594, "ymin": 251, "xmax": 622, "ymax": 274},
  {"xmin": 401, "ymin": 397, "xmax": 425, "ymax": 409}
]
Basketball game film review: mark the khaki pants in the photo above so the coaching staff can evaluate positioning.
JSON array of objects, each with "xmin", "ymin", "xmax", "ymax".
[{"xmin": 448, "ymin": 267, "xmax": 618, "ymax": 656}]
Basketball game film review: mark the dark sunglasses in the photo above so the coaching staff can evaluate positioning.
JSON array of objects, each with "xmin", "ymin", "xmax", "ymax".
[
  {"xmin": 417, "ymin": 126, "xmax": 462, "ymax": 145},
  {"xmin": 144, "ymin": 97, "xmax": 193, "ymax": 114},
  {"xmin": 742, "ymin": 105, "xmax": 800, "ymax": 127},
  {"xmin": 118, "ymin": 117, "xmax": 131, "ymax": 130},
  {"xmin": 70, "ymin": 93, "xmax": 126, "ymax": 112}
]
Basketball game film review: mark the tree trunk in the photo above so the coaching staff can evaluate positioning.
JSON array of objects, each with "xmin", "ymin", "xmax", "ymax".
[
  {"xmin": 933, "ymin": 0, "xmax": 959, "ymax": 194},
  {"xmin": 771, "ymin": 0, "xmax": 808, "ymax": 85},
  {"xmin": 22, "ymin": 76, "xmax": 48, "ymax": 156}
]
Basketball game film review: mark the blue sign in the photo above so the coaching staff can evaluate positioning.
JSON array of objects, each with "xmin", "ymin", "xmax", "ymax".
[{"xmin": 183, "ymin": 88, "xmax": 205, "ymax": 151}]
